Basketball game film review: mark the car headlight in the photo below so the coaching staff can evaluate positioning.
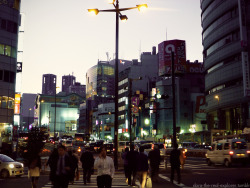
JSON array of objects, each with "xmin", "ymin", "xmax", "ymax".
[
  {"xmin": 9, "ymin": 164, "xmax": 14, "ymax": 168},
  {"xmin": 21, "ymin": 163, "xmax": 24, "ymax": 167}
]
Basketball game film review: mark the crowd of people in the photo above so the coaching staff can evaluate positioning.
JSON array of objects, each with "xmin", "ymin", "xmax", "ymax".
[
  {"xmin": 27, "ymin": 143, "xmax": 182, "ymax": 188},
  {"xmin": 122, "ymin": 144, "xmax": 161, "ymax": 188}
]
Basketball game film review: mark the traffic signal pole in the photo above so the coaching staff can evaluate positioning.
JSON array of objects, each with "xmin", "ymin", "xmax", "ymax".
[{"xmin": 172, "ymin": 51, "xmax": 177, "ymax": 148}]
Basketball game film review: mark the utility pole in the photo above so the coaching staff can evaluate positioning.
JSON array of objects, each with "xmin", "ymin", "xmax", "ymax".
[{"xmin": 172, "ymin": 51, "xmax": 177, "ymax": 148}]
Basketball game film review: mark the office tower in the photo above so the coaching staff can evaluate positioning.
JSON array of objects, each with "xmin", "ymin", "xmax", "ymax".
[
  {"xmin": 62, "ymin": 74, "xmax": 75, "ymax": 94},
  {"xmin": 42, "ymin": 74, "xmax": 57, "ymax": 95},
  {"xmin": 201, "ymin": 0, "xmax": 250, "ymax": 133}
]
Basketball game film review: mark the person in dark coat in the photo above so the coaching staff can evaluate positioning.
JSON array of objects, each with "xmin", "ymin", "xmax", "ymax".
[
  {"xmin": 148, "ymin": 144, "xmax": 161, "ymax": 182},
  {"xmin": 137, "ymin": 147, "xmax": 149, "ymax": 188},
  {"xmin": 80, "ymin": 147, "xmax": 95, "ymax": 185},
  {"xmin": 126, "ymin": 144, "xmax": 139, "ymax": 186},
  {"xmin": 47, "ymin": 145, "xmax": 71, "ymax": 188},
  {"xmin": 170, "ymin": 143, "xmax": 181, "ymax": 184},
  {"xmin": 68, "ymin": 150, "xmax": 79, "ymax": 184},
  {"xmin": 121, "ymin": 147, "xmax": 129, "ymax": 183}
]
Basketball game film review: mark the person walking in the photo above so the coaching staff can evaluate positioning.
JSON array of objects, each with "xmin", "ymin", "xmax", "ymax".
[
  {"xmin": 47, "ymin": 145, "xmax": 71, "ymax": 188},
  {"xmin": 121, "ymin": 147, "xmax": 129, "ymax": 184},
  {"xmin": 148, "ymin": 144, "xmax": 161, "ymax": 182},
  {"xmin": 94, "ymin": 146, "xmax": 115, "ymax": 188},
  {"xmin": 28, "ymin": 154, "xmax": 41, "ymax": 188},
  {"xmin": 80, "ymin": 147, "xmax": 95, "ymax": 185},
  {"xmin": 68, "ymin": 149, "xmax": 79, "ymax": 184},
  {"xmin": 136, "ymin": 147, "xmax": 149, "ymax": 188},
  {"xmin": 170, "ymin": 143, "xmax": 181, "ymax": 184},
  {"xmin": 126, "ymin": 144, "xmax": 139, "ymax": 186}
]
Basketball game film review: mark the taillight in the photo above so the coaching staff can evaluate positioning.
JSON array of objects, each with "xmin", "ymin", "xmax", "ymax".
[
  {"xmin": 164, "ymin": 144, "xmax": 166, "ymax": 150},
  {"xmin": 152, "ymin": 144, "xmax": 154, "ymax": 150},
  {"xmin": 247, "ymin": 150, "xmax": 250, "ymax": 154},
  {"xmin": 229, "ymin": 151, "xmax": 234, "ymax": 155}
]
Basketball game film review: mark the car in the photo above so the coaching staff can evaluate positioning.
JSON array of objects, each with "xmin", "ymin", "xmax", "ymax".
[
  {"xmin": 0, "ymin": 154, "xmax": 24, "ymax": 178},
  {"xmin": 206, "ymin": 139, "xmax": 250, "ymax": 167},
  {"xmin": 62, "ymin": 140, "xmax": 73, "ymax": 147},
  {"xmin": 141, "ymin": 142, "xmax": 166, "ymax": 157}
]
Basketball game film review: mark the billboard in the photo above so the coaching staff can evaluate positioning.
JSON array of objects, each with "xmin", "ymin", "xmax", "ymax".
[
  {"xmin": 158, "ymin": 40, "xmax": 186, "ymax": 76},
  {"xmin": 14, "ymin": 93, "xmax": 21, "ymax": 114}
]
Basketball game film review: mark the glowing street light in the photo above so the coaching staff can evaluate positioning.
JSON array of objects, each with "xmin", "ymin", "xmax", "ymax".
[{"xmin": 88, "ymin": 0, "xmax": 147, "ymax": 169}]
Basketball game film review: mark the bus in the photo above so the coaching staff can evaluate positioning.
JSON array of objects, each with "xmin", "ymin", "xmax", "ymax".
[{"xmin": 74, "ymin": 133, "xmax": 90, "ymax": 142}]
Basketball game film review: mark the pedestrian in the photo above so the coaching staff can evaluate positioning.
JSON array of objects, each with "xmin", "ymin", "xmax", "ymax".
[
  {"xmin": 170, "ymin": 143, "xmax": 181, "ymax": 184},
  {"xmin": 28, "ymin": 154, "xmax": 41, "ymax": 188},
  {"xmin": 126, "ymin": 144, "xmax": 139, "ymax": 186},
  {"xmin": 80, "ymin": 147, "xmax": 95, "ymax": 185},
  {"xmin": 136, "ymin": 147, "xmax": 149, "ymax": 188},
  {"xmin": 121, "ymin": 147, "xmax": 129, "ymax": 184},
  {"xmin": 68, "ymin": 149, "xmax": 79, "ymax": 184},
  {"xmin": 94, "ymin": 145, "xmax": 115, "ymax": 188},
  {"xmin": 47, "ymin": 144, "xmax": 71, "ymax": 188},
  {"xmin": 148, "ymin": 144, "xmax": 161, "ymax": 182}
]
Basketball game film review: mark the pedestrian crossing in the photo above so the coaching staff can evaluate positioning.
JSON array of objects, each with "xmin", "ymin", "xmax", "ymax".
[{"xmin": 41, "ymin": 173, "xmax": 131, "ymax": 188}]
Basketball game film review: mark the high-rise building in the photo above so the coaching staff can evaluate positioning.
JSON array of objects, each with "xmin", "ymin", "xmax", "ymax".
[
  {"xmin": 0, "ymin": 0, "xmax": 21, "ymax": 146},
  {"xmin": 86, "ymin": 61, "xmax": 115, "ymax": 100},
  {"xmin": 201, "ymin": 0, "xmax": 250, "ymax": 135},
  {"xmin": 69, "ymin": 82, "xmax": 86, "ymax": 98},
  {"xmin": 42, "ymin": 74, "xmax": 57, "ymax": 95},
  {"xmin": 62, "ymin": 74, "xmax": 75, "ymax": 94}
]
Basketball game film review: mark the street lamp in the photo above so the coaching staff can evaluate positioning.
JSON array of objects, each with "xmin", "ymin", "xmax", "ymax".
[
  {"xmin": 54, "ymin": 87, "xmax": 59, "ymax": 142},
  {"xmin": 39, "ymin": 100, "xmax": 44, "ymax": 127},
  {"xmin": 88, "ymin": 0, "xmax": 147, "ymax": 169},
  {"xmin": 28, "ymin": 108, "xmax": 32, "ymax": 129},
  {"xmin": 214, "ymin": 95, "xmax": 219, "ymax": 105}
]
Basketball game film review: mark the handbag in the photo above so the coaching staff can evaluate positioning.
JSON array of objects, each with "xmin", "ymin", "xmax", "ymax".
[
  {"xmin": 146, "ymin": 175, "xmax": 152, "ymax": 188},
  {"xmin": 75, "ymin": 170, "xmax": 80, "ymax": 181}
]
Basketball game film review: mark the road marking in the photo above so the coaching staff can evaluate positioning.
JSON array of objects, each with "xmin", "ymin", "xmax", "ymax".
[{"xmin": 159, "ymin": 174, "xmax": 192, "ymax": 188}]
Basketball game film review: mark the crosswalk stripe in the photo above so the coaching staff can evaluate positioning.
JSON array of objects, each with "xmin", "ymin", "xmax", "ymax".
[{"xmin": 41, "ymin": 174, "xmax": 130, "ymax": 188}]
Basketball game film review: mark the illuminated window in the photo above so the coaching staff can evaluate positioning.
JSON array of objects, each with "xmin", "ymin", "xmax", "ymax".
[
  {"xmin": 0, "ymin": 44, "xmax": 4, "ymax": 55},
  {"xmin": 5, "ymin": 45, "xmax": 11, "ymax": 56},
  {"xmin": 1, "ymin": 96, "xmax": 8, "ymax": 108},
  {"xmin": 8, "ymin": 97, "xmax": 14, "ymax": 109}
]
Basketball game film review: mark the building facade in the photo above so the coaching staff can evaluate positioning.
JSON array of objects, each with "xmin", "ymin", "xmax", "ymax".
[
  {"xmin": 35, "ymin": 93, "xmax": 84, "ymax": 138},
  {"xmin": 42, "ymin": 74, "xmax": 57, "ymax": 95},
  {"xmin": 86, "ymin": 61, "xmax": 115, "ymax": 100},
  {"xmin": 0, "ymin": 0, "xmax": 21, "ymax": 145},
  {"xmin": 62, "ymin": 74, "xmax": 76, "ymax": 94},
  {"xmin": 118, "ymin": 49, "xmax": 159, "ymax": 140},
  {"xmin": 69, "ymin": 82, "xmax": 86, "ymax": 98},
  {"xmin": 201, "ymin": 0, "xmax": 250, "ymax": 137}
]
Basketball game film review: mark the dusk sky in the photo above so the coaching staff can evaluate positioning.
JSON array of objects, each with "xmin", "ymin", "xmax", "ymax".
[{"xmin": 20, "ymin": 0, "xmax": 203, "ymax": 94}]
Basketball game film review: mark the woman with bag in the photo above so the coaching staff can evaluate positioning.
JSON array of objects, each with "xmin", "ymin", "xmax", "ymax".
[{"xmin": 28, "ymin": 155, "xmax": 41, "ymax": 188}]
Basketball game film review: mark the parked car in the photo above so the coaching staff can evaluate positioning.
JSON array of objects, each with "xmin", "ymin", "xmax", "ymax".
[
  {"xmin": 0, "ymin": 154, "xmax": 24, "ymax": 178},
  {"xmin": 206, "ymin": 139, "xmax": 250, "ymax": 167}
]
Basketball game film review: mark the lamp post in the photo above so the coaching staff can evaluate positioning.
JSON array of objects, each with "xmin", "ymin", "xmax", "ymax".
[
  {"xmin": 39, "ymin": 100, "xmax": 44, "ymax": 127},
  {"xmin": 28, "ymin": 108, "xmax": 32, "ymax": 130},
  {"xmin": 54, "ymin": 87, "xmax": 59, "ymax": 142},
  {"xmin": 88, "ymin": 1, "xmax": 147, "ymax": 169}
]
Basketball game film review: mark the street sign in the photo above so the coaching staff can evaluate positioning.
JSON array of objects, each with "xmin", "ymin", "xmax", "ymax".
[
  {"xmin": 131, "ymin": 97, "xmax": 139, "ymax": 106},
  {"xmin": 132, "ymin": 106, "xmax": 139, "ymax": 113}
]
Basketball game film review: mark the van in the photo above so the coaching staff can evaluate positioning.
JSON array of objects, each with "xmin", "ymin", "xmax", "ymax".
[
  {"xmin": 118, "ymin": 141, "xmax": 130, "ymax": 152},
  {"xmin": 206, "ymin": 139, "xmax": 250, "ymax": 167}
]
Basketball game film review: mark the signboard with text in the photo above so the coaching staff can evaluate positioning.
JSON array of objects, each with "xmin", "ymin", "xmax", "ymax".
[{"xmin": 158, "ymin": 40, "xmax": 186, "ymax": 76}]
